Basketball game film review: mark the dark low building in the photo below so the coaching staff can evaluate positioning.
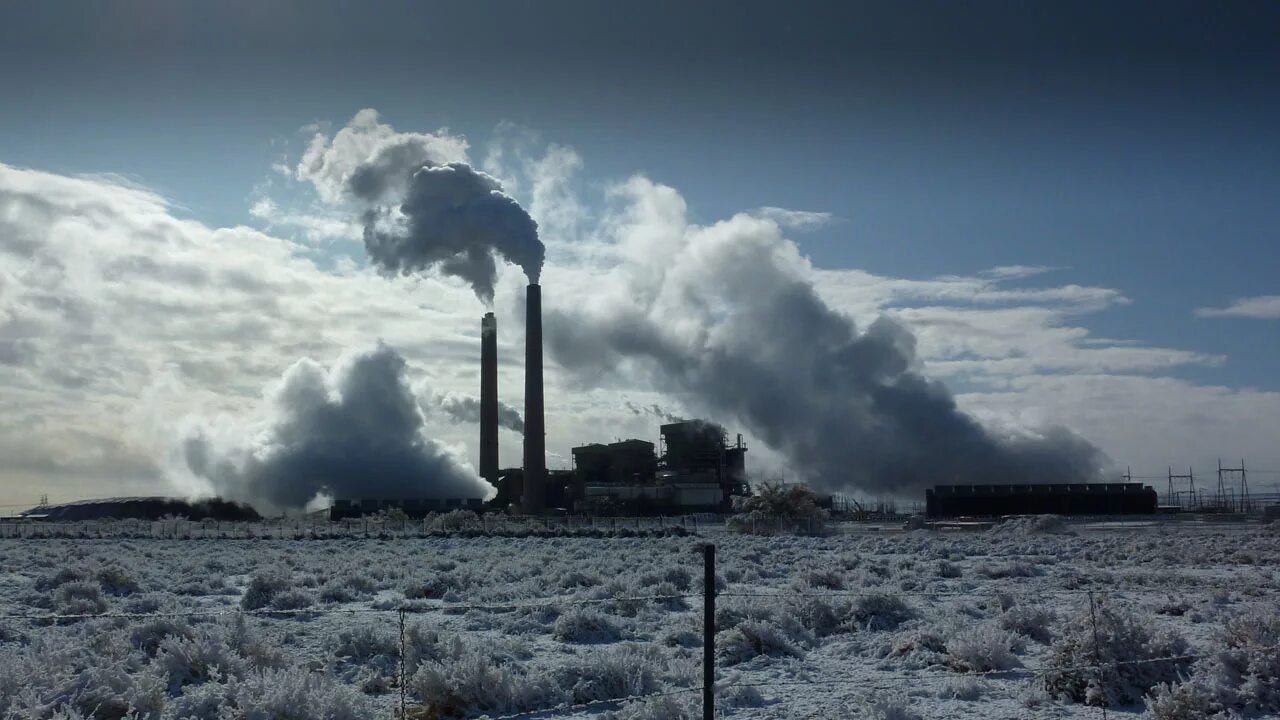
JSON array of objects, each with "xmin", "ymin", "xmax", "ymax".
[
  {"xmin": 20, "ymin": 497, "xmax": 259, "ymax": 522},
  {"xmin": 926, "ymin": 483, "xmax": 1158, "ymax": 518}
]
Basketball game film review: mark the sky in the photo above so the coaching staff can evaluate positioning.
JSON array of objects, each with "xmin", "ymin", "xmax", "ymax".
[{"xmin": 1, "ymin": 1, "xmax": 1279, "ymax": 508}]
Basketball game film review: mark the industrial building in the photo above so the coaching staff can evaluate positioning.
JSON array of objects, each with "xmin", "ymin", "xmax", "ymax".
[
  {"xmin": 925, "ymin": 483, "xmax": 1158, "ymax": 518},
  {"xmin": 19, "ymin": 497, "xmax": 260, "ymax": 522},
  {"xmin": 569, "ymin": 420, "xmax": 750, "ymax": 514}
]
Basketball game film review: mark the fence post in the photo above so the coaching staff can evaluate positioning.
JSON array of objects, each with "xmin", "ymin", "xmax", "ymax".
[
  {"xmin": 398, "ymin": 608, "xmax": 408, "ymax": 719},
  {"xmin": 703, "ymin": 543, "xmax": 715, "ymax": 720},
  {"xmin": 1087, "ymin": 590, "xmax": 1109, "ymax": 719}
]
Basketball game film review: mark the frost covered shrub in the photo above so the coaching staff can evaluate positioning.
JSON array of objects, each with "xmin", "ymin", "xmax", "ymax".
[
  {"xmin": 1145, "ymin": 609, "xmax": 1280, "ymax": 719},
  {"xmin": 1000, "ymin": 605, "xmax": 1055, "ymax": 644},
  {"xmin": 945, "ymin": 625, "xmax": 1022, "ymax": 673},
  {"xmin": 410, "ymin": 651, "xmax": 559, "ymax": 717},
  {"xmin": 935, "ymin": 561, "xmax": 962, "ymax": 579},
  {"xmin": 94, "ymin": 565, "xmax": 140, "ymax": 596},
  {"xmin": 240, "ymin": 570, "xmax": 290, "ymax": 610},
  {"xmin": 553, "ymin": 607, "xmax": 624, "ymax": 643},
  {"xmin": 1043, "ymin": 602, "xmax": 1190, "ymax": 706},
  {"xmin": 717, "ymin": 619, "xmax": 803, "ymax": 665},
  {"xmin": 850, "ymin": 593, "xmax": 915, "ymax": 631},
  {"xmin": 54, "ymin": 581, "xmax": 108, "ymax": 616},
  {"xmin": 230, "ymin": 667, "xmax": 376, "ymax": 720},
  {"xmin": 129, "ymin": 617, "xmax": 195, "ymax": 656},
  {"xmin": 979, "ymin": 561, "xmax": 1040, "ymax": 579},
  {"xmin": 559, "ymin": 643, "xmax": 668, "ymax": 704},
  {"xmin": 268, "ymin": 589, "xmax": 316, "ymax": 612},
  {"xmin": 331, "ymin": 625, "xmax": 398, "ymax": 662}
]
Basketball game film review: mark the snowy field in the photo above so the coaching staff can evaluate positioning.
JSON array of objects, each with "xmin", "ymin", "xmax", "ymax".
[{"xmin": 1, "ymin": 517, "xmax": 1278, "ymax": 719}]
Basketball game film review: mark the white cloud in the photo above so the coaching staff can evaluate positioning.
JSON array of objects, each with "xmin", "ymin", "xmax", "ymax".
[
  {"xmin": 1195, "ymin": 295, "xmax": 1280, "ymax": 319},
  {"xmin": 749, "ymin": 206, "xmax": 836, "ymax": 231}
]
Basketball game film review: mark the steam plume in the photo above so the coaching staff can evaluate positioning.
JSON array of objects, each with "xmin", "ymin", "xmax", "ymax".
[
  {"xmin": 296, "ymin": 111, "xmax": 544, "ymax": 303},
  {"xmin": 363, "ymin": 163, "xmax": 543, "ymax": 304},
  {"xmin": 430, "ymin": 391, "xmax": 525, "ymax": 434},
  {"xmin": 545, "ymin": 178, "xmax": 1105, "ymax": 496},
  {"xmin": 178, "ymin": 344, "xmax": 492, "ymax": 511}
]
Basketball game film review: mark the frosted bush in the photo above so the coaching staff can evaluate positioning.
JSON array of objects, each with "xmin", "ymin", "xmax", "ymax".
[
  {"xmin": 268, "ymin": 589, "xmax": 316, "ymax": 612},
  {"xmin": 553, "ymin": 607, "xmax": 624, "ymax": 643},
  {"xmin": 1043, "ymin": 602, "xmax": 1190, "ymax": 706},
  {"xmin": 716, "ymin": 619, "xmax": 803, "ymax": 665},
  {"xmin": 1145, "ymin": 609, "xmax": 1280, "ymax": 718},
  {"xmin": 945, "ymin": 624, "xmax": 1022, "ymax": 673},
  {"xmin": 999, "ymin": 604, "xmax": 1055, "ymax": 643},
  {"xmin": 54, "ymin": 581, "xmax": 108, "ymax": 617},
  {"xmin": 558, "ymin": 643, "xmax": 667, "ymax": 704},
  {"xmin": 239, "ymin": 570, "xmax": 289, "ymax": 610},
  {"xmin": 230, "ymin": 667, "xmax": 375, "ymax": 720},
  {"xmin": 410, "ymin": 652, "xmax": 559, "ymax": 717},
  {"xmin": 129, "ymin": 617, "xmax": 195, "ymax": 656},
  {"xmin": 850, "ymin": 593, "xmax": 915, "ymax": 631},
  {"xmin": 719, "ymin": 684, "xmax": 766, "ymax": 708}
]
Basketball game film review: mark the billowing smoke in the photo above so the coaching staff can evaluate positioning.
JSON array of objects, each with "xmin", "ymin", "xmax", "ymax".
[
  {"xmin": 177, "ymin": 344, "xmax": 493, "ymax": 511},
  {"xmin": 545, "ymin": 178, "xmax": 1106, "ymax": 496},
  {"xmin": 428, "ymin": 391, "xmax": 525, "ymax": 434},
  {"xmin": 296, "ymin": 111, "xmax": 544, "ymax": 304},
  {"xmin": 363, "ymin": 163, "xmax": 542, "ymax": 303}
]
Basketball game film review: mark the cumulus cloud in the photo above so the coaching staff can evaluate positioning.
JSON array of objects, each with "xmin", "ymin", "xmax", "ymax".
[
  {"xmin": 544, "ymin": 177, "xmax": 1107, "ymax": 495},
  {"xmin": 178, "ymin": 344, "xmax": 492, "ymax": 511},
  {"xmin": 1195, "ymin": 296, "xmax": 1280, "ymax": 319}
]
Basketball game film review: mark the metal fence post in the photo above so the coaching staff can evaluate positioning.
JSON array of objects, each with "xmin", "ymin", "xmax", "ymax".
[{"xmin": 703, "ymin": 543, "xmax": 715, "ymax": 720}]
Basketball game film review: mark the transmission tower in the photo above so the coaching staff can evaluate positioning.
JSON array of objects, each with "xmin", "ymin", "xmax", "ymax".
[
  {"xmin": 1168, "ymin": 467, "xmax": 1195, "ymax": 510},
  {"xmin": 1217, "ymin": 458, "xmax": 1249, "ymax": 512}
]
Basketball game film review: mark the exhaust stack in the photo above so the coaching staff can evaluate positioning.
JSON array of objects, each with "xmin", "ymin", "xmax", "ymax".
[
  {"xmin": 522, "ymin": 284, "xmax": 546, "ymax": 512},
  {"xmin": 479, "ymin": 312, "xmax": 498, "ymax": 486}
]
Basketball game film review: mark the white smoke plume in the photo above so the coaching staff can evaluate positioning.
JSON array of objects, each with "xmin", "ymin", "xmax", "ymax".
[
  {"xmin": 624, "ymin": 401, "xmax": 681, "ymax": 423},
  {"xmin": 427, "ymin": 390, "xmax": 525, "ymax": 434},
  {"xmin": 177, "ymin": 344, "xmax": 493, "ymax": 511},
  {"xmin": 545, "ymin": 178, "xmax": 1106, "ymax": 496},
  {"xmin": 297, "ymin": 110, "xmax": 543, "ymax": 303}
]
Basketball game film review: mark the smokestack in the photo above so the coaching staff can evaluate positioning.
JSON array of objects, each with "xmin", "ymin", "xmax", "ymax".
[
  {"xmin": 522, "ymin": 284, "xmax": 546, "ymax": 512},
  {"xmin": 479, "ymin": 312, "xmax": 498, "ymax": 486}
]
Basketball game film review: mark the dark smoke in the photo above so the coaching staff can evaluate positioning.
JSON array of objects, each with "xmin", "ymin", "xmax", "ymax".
[
  {"xmin": 179, "ymin": 344, "xmax": 492, "ymax": 510},
  {"xmin": 545, "ymin": 192, "xmax": 1105, "ymax": 496},
  {"xmin": 432, "ymin": 391, "xmax": 525, "ymax": 434},
  {"xmin": 362, "ymin": 162, "xmax": 543, "ymax": 304}
]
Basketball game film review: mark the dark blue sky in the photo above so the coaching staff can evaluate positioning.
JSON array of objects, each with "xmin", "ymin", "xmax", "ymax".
[{"xmin": 2, "ymin": 0, "xmax": 1278, "ymax": 388}]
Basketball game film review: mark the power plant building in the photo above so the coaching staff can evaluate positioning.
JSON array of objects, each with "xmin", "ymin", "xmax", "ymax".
[
  {"xmin": 925, "ymin": 483, "xmax": 1158, "ymax": 518},
  {"xmin": 568, "ymin": 420, "xmax": 750, "ymax": 513}
]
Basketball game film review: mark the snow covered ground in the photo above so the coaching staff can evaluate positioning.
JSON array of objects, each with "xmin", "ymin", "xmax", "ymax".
[{"xmin": 1, "ymin": 517, "xmax": 1277, "ymax": 719}]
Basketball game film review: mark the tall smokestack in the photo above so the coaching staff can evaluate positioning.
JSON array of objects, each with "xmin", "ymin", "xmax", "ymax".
[
  {"xmin": 479, "ymin": 312, "xmax": 498, "ymax": 486},
  {"xmin": 522, "ymin": 284, "xmax": 546, "ymax": 512}
]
